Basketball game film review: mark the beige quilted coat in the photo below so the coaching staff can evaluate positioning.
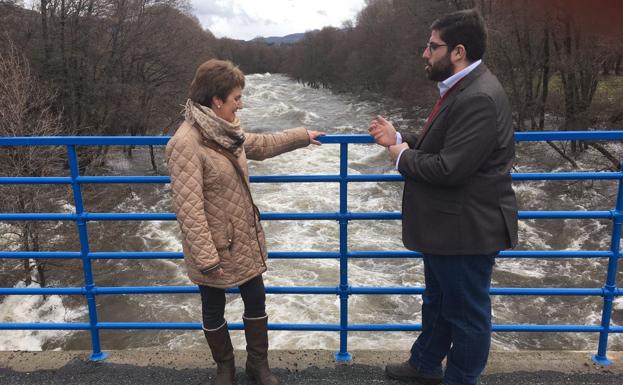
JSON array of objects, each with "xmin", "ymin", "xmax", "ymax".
[{"xmin": 166, "ymin": 121, "xmax": 310, "ymax": 288}]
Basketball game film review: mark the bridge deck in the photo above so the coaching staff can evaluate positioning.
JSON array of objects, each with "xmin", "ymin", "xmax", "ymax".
[{"xmin": 1, "ymin": 350, "xmax": 621, "ymax": 384}]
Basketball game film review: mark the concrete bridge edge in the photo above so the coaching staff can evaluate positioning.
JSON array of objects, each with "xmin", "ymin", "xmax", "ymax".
[{"xmin": 0, "ymin": 350, "xmax": 621, "ymax": 375}]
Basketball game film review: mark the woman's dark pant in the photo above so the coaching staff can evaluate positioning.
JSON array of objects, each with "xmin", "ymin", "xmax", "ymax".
[
  {"xmin": 409, "ymin": 254, "xmax": 495, "ymax": 385},
  {"xmin": 199, "ymin": 275, "xmax": 266, "ymax": 329}
]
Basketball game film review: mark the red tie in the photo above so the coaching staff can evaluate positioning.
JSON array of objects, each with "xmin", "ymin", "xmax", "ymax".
[{"xmin": 420, "ymin": 79, "xmax": 464, "ymax": 137}]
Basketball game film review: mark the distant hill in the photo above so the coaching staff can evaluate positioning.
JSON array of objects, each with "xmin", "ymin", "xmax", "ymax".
[{"xmin": 252, "ymin": 32, "xmax": 315, "ymax": 45}]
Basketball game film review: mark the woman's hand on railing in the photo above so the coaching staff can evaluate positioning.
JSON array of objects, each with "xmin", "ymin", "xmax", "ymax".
[{"xmin": 307, "ymin": 130, "xmax": 326, "ymax": 145}]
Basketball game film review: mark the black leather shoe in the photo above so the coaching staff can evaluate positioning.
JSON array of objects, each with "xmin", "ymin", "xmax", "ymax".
[{"xmin": 385, "ymin": 361, "xmax": 443, "ymax": 384}]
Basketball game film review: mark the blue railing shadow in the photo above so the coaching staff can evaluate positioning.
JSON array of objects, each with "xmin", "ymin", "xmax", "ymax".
[{"xmin": 0, "ymin": 132, "xmax": 622, "ymax": 364}]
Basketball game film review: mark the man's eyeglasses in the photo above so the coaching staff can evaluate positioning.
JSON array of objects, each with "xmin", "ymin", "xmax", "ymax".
[{"xmin": 425, "ymin": 42, "xmax": 448, "ymax": 53}]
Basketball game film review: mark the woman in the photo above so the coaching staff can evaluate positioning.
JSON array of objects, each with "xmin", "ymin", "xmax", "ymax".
[{"xmin": 166, "ymin": 59, "xmax": 323, "ymax": 385}]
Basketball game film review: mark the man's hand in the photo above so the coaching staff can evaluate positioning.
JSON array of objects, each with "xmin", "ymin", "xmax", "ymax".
[
  {"xmin": 388, "ymin": 142, "xmax": 409, "ymax": 163},
  {"xmin": 368, "ymin": 115, "xmax": 397, "ymax": 147}
]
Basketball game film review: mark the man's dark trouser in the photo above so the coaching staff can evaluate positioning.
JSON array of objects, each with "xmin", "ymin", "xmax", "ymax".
[{"xmin": 409, "ymin": 254, "xmax": 495, "ymax": 385}]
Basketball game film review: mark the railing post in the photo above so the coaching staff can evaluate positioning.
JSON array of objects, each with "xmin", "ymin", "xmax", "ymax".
[
  {"xmin": 592, "ymin": 163, "xmax": 623, "ymax": 365},
  {"xmin": 335, "ymin": 142, "xmax": 352, "ymax": 361},
  {"xmin": 67, "ymin": 145, "xmax": 108, "ymax": 361}
]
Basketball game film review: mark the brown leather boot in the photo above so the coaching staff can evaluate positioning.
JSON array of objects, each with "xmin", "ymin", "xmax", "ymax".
[
  {"xmin": 243, "ymin": 315, "xmax": 279, "ymax": 385},
  {"xmin": 203, "ymin": 322, "xmax": 236, "ymax": 385},
  {"xmin": 385, "ymin": 360, "xmax": 443, "ymax": 384}
]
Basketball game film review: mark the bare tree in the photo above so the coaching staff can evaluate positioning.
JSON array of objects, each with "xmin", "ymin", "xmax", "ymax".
[
  {"xmin": 485, "ymin": 0, "xmax": 550, "ymax": 131},
  {"xmin": 0, "ymin": 39, "xmax": 64, "ymax": 287},
  {"xmin": 547, "ymin": 0, "xmax": 622, "ymax": 169}
]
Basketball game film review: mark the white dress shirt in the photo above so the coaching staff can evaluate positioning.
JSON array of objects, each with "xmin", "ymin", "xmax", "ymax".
[{"xmin": 395, "ymin": 59, "xmax": 483, "ymax": 168}]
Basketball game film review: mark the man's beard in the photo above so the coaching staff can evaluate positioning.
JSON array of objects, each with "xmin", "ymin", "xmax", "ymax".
[{"xmin": 426, "ymin": 52, "xmax": 454, "ymax": 82}]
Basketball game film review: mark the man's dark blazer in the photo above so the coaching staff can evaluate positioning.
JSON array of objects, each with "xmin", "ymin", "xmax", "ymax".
[{"xmin": 398, "ymin": 63, "xmax": 518, "ymax": 255}]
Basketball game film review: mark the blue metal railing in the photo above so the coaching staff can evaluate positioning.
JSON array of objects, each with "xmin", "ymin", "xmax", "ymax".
[{"xmin": 0, "ymin": 132, "xmax": 622, "ymax": 364}]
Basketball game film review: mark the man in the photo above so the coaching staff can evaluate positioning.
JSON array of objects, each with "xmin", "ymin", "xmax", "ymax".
[{"xmin": 368, "ymin": 9, "xmax": 518, "ymax": 385}]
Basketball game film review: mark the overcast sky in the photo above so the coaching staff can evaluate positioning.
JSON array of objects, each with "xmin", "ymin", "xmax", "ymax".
[{"xmin": 190, "ymin": 0, "xmax": 367, "ymax": 41}]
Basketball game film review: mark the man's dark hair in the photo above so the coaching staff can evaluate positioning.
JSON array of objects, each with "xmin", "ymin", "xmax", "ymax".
[{"xmin": 431, "ymin": 9, "xmax": 487, "ymax": 62}]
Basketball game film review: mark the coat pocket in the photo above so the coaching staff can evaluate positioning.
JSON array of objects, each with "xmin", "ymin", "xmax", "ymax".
[
  {"xmin": 214, "ymin": 219, "xmax": 234, "ymax": 252},
  {"xmin": 417, "ymin": 198, "xmax": 461, "ymax": 249}
]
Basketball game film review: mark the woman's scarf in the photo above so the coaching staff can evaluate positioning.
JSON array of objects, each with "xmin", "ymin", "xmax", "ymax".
[{"xmin": 184, "ymin": 99, "xmax": 245, "ymax": 157}]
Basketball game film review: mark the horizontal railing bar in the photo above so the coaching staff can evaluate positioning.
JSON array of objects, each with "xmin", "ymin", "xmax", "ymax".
[
  {"xmin": 76, "ymin": 176, "xmax": 170, "ymax": 184},
  {"xmin": 519, "ymin": 211, "xmax": 613, "ymax": 219},
  {"xmin": 89, "ymin": 252, "xmax": 183, "ymax": 259},
  {"xmin": 267, "ymin": 212, "xmax": 402, "ymax": 221},
  {"xmin": 251, "ymin": 175, "xmax": 341, "ymax": 183},
  {"xmin": 0, "ymin": 251, "xmax": 334, "ymax": 261},
  {"xmin": 97, "ymin": 322, "xmax": 201, "ymax": 330},
  {"xmin": 346, "ymin": 173, "xmax": 623, "ymax": 183},
  {"xmin": 260, "ymin": 213, "xmax": 339, "ymax": 221},
  {"xmin": 492, "ymin": 325, "xmax": 605, "ymax": 332},
  {"xmin": 348, "ymin": 251, "xmax": 421, "ymax": 258},
  {"xmin": 264, "ymin": 286, "xmax": 339, "ymax": 295},
  {"xmin": 350, "ymin": 287, "xmax": 606, "ymax": 296},
  {"xmin": 0, "ymin": 172, "xmax": 620, "ymax": 186},
  {"xmin": 348, "ymin": 212, "xmax": 401, "ymax": 220},
  {"xmin": 2, "ymin": 173, "xmax": 621, "ymax": 186},
  {"xmin": 0, "ymin": 250, "xmax": 616, "ymax": 260},
  {"xmin": 94, "ymin": 286, "xmax": 197, "ymax": 294},
  {"xmin": 350, "ymin": 288, "xmax": 425, "ymax": 295},
  {"xmin": 268, "ymin": 251, "xmax": 341, "ymax": 259},
  {"xmin": 316, "ymin": 135, "xmax": 375, "ymax": 144},
  {"xmin": 348, "ymin": 250, "xmax": 615, "ymax": 259},
  {"xmin": 491, "ymin": 288, "xmax": 605, "ymax": 296},
  {"xmin": 2, "ymin": 131, "xmax": 623, "ymax": 147},
  {"xmin": 0, "ymin": 323, "xmax": 91, "ymax": 330},
  {"xmin": 0, "ymin": 252, "xmax": 82, "ymax": 259},
  {"xmin": 514, "ymin": 131, "xmax": 623, "ymax": 141},
  {"xmin": 347, "ymin": 324, "xmax": 423, "ymax": 331},
  {"xmin": 2, "ymin": 286, "xmax": 616, "ymax": 297},
  {"xmin": 0, "ymin": 210, "xmax": 614, "ymax": 222},
  {"xmin": 0, "ymin": 177, "xmax": 72, "ymax": 184},
  {"xmin": 513, "ymin": 172, "xmax": 622, "ymax": 181},
  {"xmin": 1, "ymin": 322, "xmax": 617, "ymax": 333},
  {"xmin": 85, "ymin": 213, "xmax": 176, "ymax": 221},
  {"xmin": 94, "ymin": 286, "xmax": 339, "ymax": 295},
  {"xmin": 346, "ymin": 174, "xmax": 402, "ymax": 182},
  {"xmin": 0, "ymin": 288, "xmax": 84, "ymax": 295},
  {"xmin": 0, "ymin": 137, "xmax": 170, "ymax": 146},
  {"xmin": 263, "ymin": 211, "xmax": 612, "ymax": 220},
  {"xmin": 96, "ymin": 322, "xmax": 342, "ymax": 331},
  {"xmin": 0, "ymin": 213, "xmax": 76, "ymax": 221},
  {"xmin": 268, "ymin": 173, "xmax": 623, "ymax": 184},
  {"xmin": 500, "ymin": 250, "xmax": 614, "ymax": 258},
  {"xmin": 348, "ymin": 324, "xmax": 607, "ymax": 332},
  {"xmin": 268, "ymin": 323, "xmax": 342, "ymax": 331}
]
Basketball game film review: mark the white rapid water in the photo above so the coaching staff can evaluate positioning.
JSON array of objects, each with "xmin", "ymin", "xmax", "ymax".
[
  {"xmin": 1, "ymin": 73, "xmax": 621, "ymax": 352},
  {"xmin": 0, "ymin": 282, "xmax": 87, "ymax": 350},
  {"xmin": 0, "ymin": 221, "xmax": 88, "ymax": 350}
]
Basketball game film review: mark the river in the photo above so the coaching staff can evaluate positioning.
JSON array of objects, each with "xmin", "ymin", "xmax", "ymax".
[{"xmin": 1, "ymin": 73, "xmax": 622, "ymax": 353}]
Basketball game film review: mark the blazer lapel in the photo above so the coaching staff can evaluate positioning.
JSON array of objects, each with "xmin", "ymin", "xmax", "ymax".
[
  {"xmin": 415, "ymin": 63, "xmax": 488, "ymax": 150},
  {"xmin": 416, "ymin": 102, "xmax": 450, "ymax": 149}
]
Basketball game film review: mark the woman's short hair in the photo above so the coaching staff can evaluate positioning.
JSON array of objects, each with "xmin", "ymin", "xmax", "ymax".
[
  {"xmin": 188, "ymin": 59, "xmax": 245, "ymax": 108},
  {"xmin": 431, "ymin": 9, "xmax": 487, "ymax": 63}
]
